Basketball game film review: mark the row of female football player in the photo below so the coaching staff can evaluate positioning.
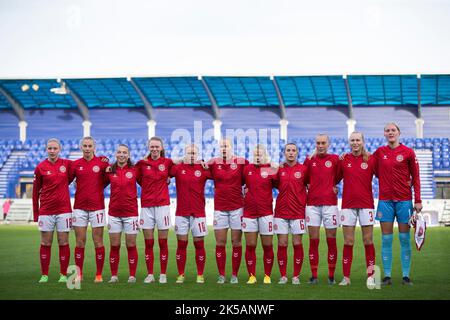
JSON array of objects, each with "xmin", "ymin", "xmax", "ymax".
[{"xmin": 33, "ymin": 122, "xmax": 422, "ymax": 286}]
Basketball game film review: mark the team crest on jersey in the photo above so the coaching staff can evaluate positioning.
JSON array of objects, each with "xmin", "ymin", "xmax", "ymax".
[
  {"xmin": 230, "ymin": 163, "xmax": 237, "ymax": 170},
  {"xmin": 260, "ymin": 170, "xmax": 269, "ymax": 178},
  {"xmin": 361, "ymin": 162, "xmax": 368, "ymax": 170},
  {"xmin": 294, "ymin": 172, "xmax": 301, "ymax": 179},
  {"xmin": 92, "ymin": 165, "xmax": 100, "ymax": 173},
  {"xmin": 194, "ymin": 170, "xmax": 202, "ymax": 177},
  {"xmin": 396, "ymin": 155, "xmax": 404, "ymax": 162},
  {"xmin": 125, "ymin": 172, "xmax": 133, "ymax": 179},
  {"xmin": 59, "ymin": 166, "xmax": 66, "ymax": 173},
  {"xmin": 158, "ymin": 164, "xmax": 165, "ymax": 171},
  {"xmin": 325, "ymin": 161, "xmax": 332, "ymax": 168}
]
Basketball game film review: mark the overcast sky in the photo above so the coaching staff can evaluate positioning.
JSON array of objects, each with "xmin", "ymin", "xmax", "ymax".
[{"xmin": 0, "ymin": 0, "xmax": 449, "ymax": 78}]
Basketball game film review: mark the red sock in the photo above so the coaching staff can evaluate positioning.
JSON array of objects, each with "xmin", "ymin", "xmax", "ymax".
[
  {"xmin": 59, "ymin": 245, "xmax": 70, "ymax": 276},
  {"xmin": 215, "ymin": 245, "xmax": 226, "ymax": 276},
  {"xmin": 342, "ymin": 244, "xmax": 353, "ymax": 278},
  {"xmin": 127, "ymin": 246, "xmax": 138, "ymax": 277},
  {"xmin": 277, "ymin": 245, "xmax": 288, "ymax": 277},
  {"xmin": 95, "ymin": 246, "xmax": 105, "ymax": 276},
  {"xmin": 176, "ymin": 240, "xmax": 188, "ymax": 275},
  {"xmin": 159, "ymin": 238, "xmax": 168, "ymax": 274},
  {"xmin": 293, "ymin": 244, "xmax": 304, "ymax": 277},
  {"xmin": 109, "ymin": 245, "xmax": 120, "ymax": 277},
  {"xmin": 263, "ymin": 245, "xmax": 274, "ymax": 277},
  {"xmin": 364, "ymin": 244, "xmax": 376, "ymax": 277},
  {"xmin": 74, "ymin": 247, "xmax": 85, "ymax": 276},
  {"xmin": 144, "ymin": 239, "xmax": 154, "ymax": 275},
  {"xmin": 232, "ymin": 245, "xmax": 242, "ymax": 276},
  {"xmin": 40, "ymin": 245, "xmax": 51, "ymax": 275},
  {"xmin": 194, "ymin": 240, "xmax": 206, "ymax": 276},
  {"xmin": 245, "ymin": 245, "xmax": 256, "ymax": 276},
  {"xmin": 309, "ymin": 238, "xmax": 319, "ymax": 278},
  {"xmin": 327, "ymin": 237, "xmax": 337, "ymax": 279}
]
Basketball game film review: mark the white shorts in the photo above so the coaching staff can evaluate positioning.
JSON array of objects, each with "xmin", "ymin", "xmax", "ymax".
[
  {"xmin": 175, "ymin": 216, "xmax": 208, "ymax": 237},
  {"xmin": 140, "ymin": 206, "xmax": 171, "ymax": 230},
  {"xmin": 305, "ymin": 205, "xmax": 339, "ymax": 229},
  {"xmin": 273, "ymin": 218, "xmax": 307, "ymax": 235},
  {"xmin": 108, "ymin": 216, "xmax": 139, "ymax": 235},
  {"xmin": 213, "ymin": 208, "xmax": 243, "ymax": 230},
  {"xmin": 340, "ymin": 208, "xmax": 375, "ymax": 227},
  {"xmin": 38, "ymin": 213, "xmax": 72, "ymax": 232},
  {"xmin": 242, "ymin": 215, "xmax": 274, "ymax": 235},
  {"xmin": 72, "ymin": 209, "xmax": 105, "ymax": 228}
]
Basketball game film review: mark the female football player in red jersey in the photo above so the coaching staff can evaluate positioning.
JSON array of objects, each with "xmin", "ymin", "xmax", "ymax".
[
  {"xmin": 70, "ymin": 136, "xmax": 109, "ymax": 283},
  {"xmin": 273, "ymin": 143, "xmax": 308, "ymax": 285},
  {"xmin": 136, "ymin": 137, "xmax": 173, "ymax": 284},
  {"xmin": 170, "ymin": 144, "xmax": 211, "ymax": 284},
  {"xmin": 106, "ymin": 144, "xmax": 141, "ymax": 284},
  {"xmin": 374, "ymin": 123, "xmax": 422, "ymax": 286},
  {"xmin": 242, "ymin": 145, "xmax": 276, "ymax": 285},
  {"xmin": 336, "ymin": 132, "xmax": 376, "ymax": 286},
  {"xmin": 303, "ymin": 134, "xmax": 340, "ymax": 285},
  {"xmin": 33, "ymin": 138, "xmax": 72, "ymax": 284},
  {"xmin": 208, "ymin": 138, "xmax": 248, "ymax": 284}
]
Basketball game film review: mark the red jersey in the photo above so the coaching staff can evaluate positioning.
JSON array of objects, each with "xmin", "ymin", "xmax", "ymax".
[
  {"xmin": 136, "ymin": 157, "xmax": 173, "ymax": 207},
  {"xmin": 70, "ymin": 156, "xmax": 109, "ymax": 211},
  {"xmin": 106, "ymin": 165, "xmax": 140, "ymax": 217},
  {"xmin": 274, "ymin": 162, "xmax": 308, "ymax": 219},
  {"xmin": 243, "ymin": 164, "xmax": 276, "ymax": 218},
  {"xmin": 208, "ymin": 157, "xmax": 249, "ymax": 211},
  {"xmin": 337, "ymin": 153, "xmax": 375, "ymax": 209},
  {"xmin": 303, "ymin": 153, "xmax": 339, "ymax": 206},
  {"xmin": 170, "ymin": 163, "xmax": 211, "ymax": 217},
  {"xmin": 32, "ymin": 158, "xmax": 72, "ymax": 221},
  {"xmin": 373, "ymin": 144, "xmax": 421, "ymax": 203}
]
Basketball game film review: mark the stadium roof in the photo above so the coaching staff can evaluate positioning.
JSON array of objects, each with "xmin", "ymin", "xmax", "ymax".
[{"xmin": 0, "ymin": 75, "xmax": 449, "ymax": 112}]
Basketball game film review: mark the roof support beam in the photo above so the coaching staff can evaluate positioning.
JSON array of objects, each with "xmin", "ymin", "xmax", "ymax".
[
  {"xmin": 0, "ymin": 85, "xmax": 25, "ymax": 121},
  {"xmin": 343, "ymin": 76, "xmax": 354, "ymax": 119},
  {"xmin": 128, "ymin": 78, "xmax": 154, "ymax": 120},
  {"xmin": 272, "ymin": 77, "xmax": 288, "ymax": 141},
  {"xmin": 417, "ymin": 75, "xmax": 422, "ymax": 118},
  {"xmin": 200, "ymin": 78, "xmax": 220, "ymax": 120},
  {"xmin": 61, "ymin": 80, "xmax": 89, "ymax": 121}
]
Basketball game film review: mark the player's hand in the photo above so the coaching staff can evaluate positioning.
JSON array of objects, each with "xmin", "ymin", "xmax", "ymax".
[
  {"xmin": 333, "ymin": 186, "xmax": 338, "ymax": 194},
  {"xmin": 414, "ymin": 202, "xmax": 423, "ymax": 213},
  {"xmin": 200, "ymin": 159, "xmax": 209, "ymax": 170},
  {"xmin": 101, "ymin": 156, "xmax": 109, "ymax": 163},
  {"xmin": 167, "ymin": 177, "xmax": 171, "ymax": 185},
  {"xmin": 339, "ymin": 153, "xmax": 347, "ymax": 160},
  {"xmin": 105, "ymin": 166, "xmax": 112, "ymax": 173}
]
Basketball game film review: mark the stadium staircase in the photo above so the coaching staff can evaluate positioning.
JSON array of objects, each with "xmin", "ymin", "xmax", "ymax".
[
  {"xmin": 5, "ymin": 201, "xmax": 32, "ymax": 223},
  {"xmin": 416, "ymin": 150, "xmax": 435, "ymax": 199},
  {"xmin": 0, "ymin": 151, "xmax": 27, "ymax": 199},
  {"xmin": 440, "ymin": 202, "xmax": 450, "ymax": 226}
]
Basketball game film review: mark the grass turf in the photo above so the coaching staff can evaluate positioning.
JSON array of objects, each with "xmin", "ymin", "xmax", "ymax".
[{"xmin": 0, "ymin": 225, "xmax": 449, "ymax": 300}]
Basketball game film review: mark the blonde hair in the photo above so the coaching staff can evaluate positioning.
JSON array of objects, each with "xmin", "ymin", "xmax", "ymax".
[
  {"xmin": 309, "ymin": 134, "xmax": 329, "ymax": 160},
  {"xmin": 384, "ymin": 122, "xmax": 401, "ymax": 133},
  {"xmin": 47, "ymin": 138, "xmax": 62, "ymax": 150},
  {"xmin": 349, "ymin": 131, "xmax": 370, "ymax": 162},
  {"xmin": 79, "ymin": 136, "xmax": 96, "ymax": 148},
  {"xmin": 145, "ymin": 136, "xmax": 165, "ymax": 160}
]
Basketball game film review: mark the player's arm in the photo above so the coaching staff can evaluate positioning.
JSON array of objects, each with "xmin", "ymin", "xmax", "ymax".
[
  {"xmin": 32, "ymin": 167, "xmax": 42, "ymax": 222},
  {"xmin": 409, "ymin": 150, "xmax": 422, "ymax": 212}
]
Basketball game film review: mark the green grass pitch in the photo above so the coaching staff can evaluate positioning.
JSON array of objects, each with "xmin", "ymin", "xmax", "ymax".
[{"xmin": 0, "ymin": 225, "xmax": 449, "ymax": 300}]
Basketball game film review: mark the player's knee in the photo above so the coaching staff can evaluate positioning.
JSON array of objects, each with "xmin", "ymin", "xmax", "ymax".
[
  {"xmin": 363, "ymin": 236, "xmax": 373, "ymax": 246},
  {"xmin": 231, "ymin": 239, "xmax": 242, "ymax": 247},
  {"xmin": 344, "ymin": 238, "xmax": 354, "ymax": 246},
  {"xmin": 76, "ymin": 239, "xmax": 86, "ymax": 248}
]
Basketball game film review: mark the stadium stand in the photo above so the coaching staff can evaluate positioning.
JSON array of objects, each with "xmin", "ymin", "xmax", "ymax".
[{"xmin": 0, "ymin": 75, "xmax": 449, "ymax": 200}]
